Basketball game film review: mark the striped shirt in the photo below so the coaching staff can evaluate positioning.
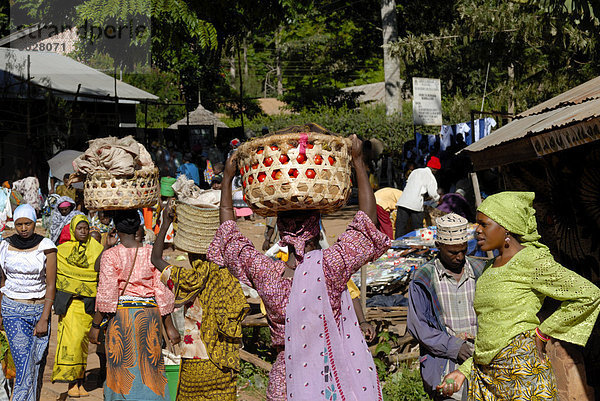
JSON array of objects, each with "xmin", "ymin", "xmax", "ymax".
[{"xmin": 431, "ymin": 258, "xmax": 478, "ymax": 338}]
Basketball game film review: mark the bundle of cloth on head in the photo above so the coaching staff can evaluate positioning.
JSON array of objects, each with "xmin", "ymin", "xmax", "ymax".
[
  {"xmin": 12, "ymin": 177, "xmax": 41, "ymax": 211},
  {"xmin": 436, "ymin": 213, "xmax": 470, "ymax": 244},
  {"xmin": 160, "ymin": 176, "xmax": 177, "ymax": 197},
  {"xmin": 7, "ymin": 204, "xmax": 44, "ymax": 249},
  {"xmin": 0, "ymin": 187, "xmax": 11, "ymax": 236},
  {"xmin": 72, "ymin": 135, "xmax": 155, "ymax": 177},
  {"xmin": 49, "ymin": 196, "xmax": 84, "ymax": 244},
  {"xmin": 171, "ymin": 175, "xmax": 220, "ymax": 207},
  {"xmin": 477, "ymin": 191, "xmax": 543, "ymax": 248},
  {"xmin": 276, "ymin": 211, "xmax": 320, "ymax": 262}
]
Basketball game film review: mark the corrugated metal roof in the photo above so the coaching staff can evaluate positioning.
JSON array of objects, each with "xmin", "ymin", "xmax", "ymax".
[
  {"xmin": 519, "ymin": 75, "xmax": 600, "ymax": 117},
  {"xmin": 342, "ymin": 82, "xmax": 386, "ymax": 104},
  {"xmin": 0, "ymin": 24, "xmax": 44, "ymax": 47},
  {"xmin": 463, "ymin": 96, "xmax": 600, "ymax": 153},
  {"xmin": 0, "ymin": 48, "xmax": 158, "ymax": 101}
]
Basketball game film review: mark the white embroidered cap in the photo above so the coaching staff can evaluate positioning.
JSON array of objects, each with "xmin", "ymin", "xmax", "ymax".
[{"xmin": 436, "ymin": 213, "xmax": 470, "ymax": 245}]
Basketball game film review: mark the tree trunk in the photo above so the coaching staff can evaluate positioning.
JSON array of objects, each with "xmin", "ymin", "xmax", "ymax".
[
  {"xmin": 508, "ymin": 63, "xmax": 515, "ymax": 116},
  {"xmin": 229, "ymin": 48, "xmax": 236, "ymax": 87},
  {"xmin": 243, "ymin": 36, "xmax": 249, "ymax": 77},
  {"xmin": 380, "ymin": 0, "xmax": 401, "ymax": 116}
]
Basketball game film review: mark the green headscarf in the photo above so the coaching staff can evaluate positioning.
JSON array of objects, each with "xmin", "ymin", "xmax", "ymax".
[
  {"xmin": 477, "ymin": 191, "xmax": 545, "ymax": 248},
  {"xmin": 160, "ymin": 176, "xmax": 177, "ymax": 197}
]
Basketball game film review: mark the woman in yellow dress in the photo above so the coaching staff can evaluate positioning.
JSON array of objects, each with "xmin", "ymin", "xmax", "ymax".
[{"xmin": 52, "ymin": 215, "xmax": 103, "ymax": 397}]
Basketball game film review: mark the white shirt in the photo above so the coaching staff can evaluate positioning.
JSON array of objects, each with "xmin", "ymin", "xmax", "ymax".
[
  {"xmin": 396, "ymin": 167, "xmax": 439, "ymax": 212},
  {"xmin": 0, "ymin": 238, "xmax": 56, "ymax": 299}
]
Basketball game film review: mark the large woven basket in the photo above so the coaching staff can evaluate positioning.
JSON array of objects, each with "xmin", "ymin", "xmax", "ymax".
[
  {"xmin": 236, "ymin": 132, "xmax": 352, "ymax": 216},
  {"xmin": 84, "ymin": 168, "xmax": 160, "ymax": 210},
  {"xmin": 173, "ymin": 201, "xmax": 220, "ymax": 254}
]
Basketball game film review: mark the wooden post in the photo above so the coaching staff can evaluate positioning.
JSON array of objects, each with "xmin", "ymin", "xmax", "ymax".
[
  {"xmin": 470, "ymin": 172, "xmax": 494, "ymax": 258},
  {"xmin": 471, "ymin": 171, "xmax": 482, "ymax": 207},
  {"xmin": 360, "ymin": 265, "xmax": 367, "ymax": 313}
]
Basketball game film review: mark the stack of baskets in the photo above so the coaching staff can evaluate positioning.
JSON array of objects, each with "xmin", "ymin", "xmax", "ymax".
[
  {"xmin": 84, "ymin": 168, "xmax": 160, "ymax": 210},
  {"xmin": 236, "ymin": 131, "xmax": 352, "ymax": 216},
  {"xmin": 173, "ymin": 201, "xmax": 220, "ymax": 254}
]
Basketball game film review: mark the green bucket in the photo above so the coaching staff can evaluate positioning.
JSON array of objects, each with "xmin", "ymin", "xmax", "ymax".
[{"xmin": 164, "ymin": 364, "xmax": 180, "ymax": 400}]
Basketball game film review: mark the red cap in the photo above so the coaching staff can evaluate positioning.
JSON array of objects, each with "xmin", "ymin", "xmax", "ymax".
[{"xmin": 427, "ymin": 156, "xmax": 441, "ymax": 170}]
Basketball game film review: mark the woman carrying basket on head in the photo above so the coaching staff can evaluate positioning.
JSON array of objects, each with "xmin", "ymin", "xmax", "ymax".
[
  {"xmin": 208, "ymin": 134, "xmax": 390, "ymax": 401},
  {"xmin": 51, "ymin": 215, "xmax": 104, "ymax": 397},
  {"xmin": 88, "ymin": 210, "xmax": 179, "ymax": 401},
  {"xmin": 438, "ymin": 191, "xmax": 600, "ymax": 400},
  {"xmin": 151, "ymin": 202, "xmax": 250, "ymax": 401}
]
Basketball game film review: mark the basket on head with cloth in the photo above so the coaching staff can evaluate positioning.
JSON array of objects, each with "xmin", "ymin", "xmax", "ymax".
[
  {"xmin": 70, "ymin": 136, "xmax": 160, "ymax": 210},
  {"xmin": 235, "ymin": 123, "xmax": 352, "ymax": 217},
  {"xmin": 171, "ymin": 175, "xmax": 221, "ymax": 254}
]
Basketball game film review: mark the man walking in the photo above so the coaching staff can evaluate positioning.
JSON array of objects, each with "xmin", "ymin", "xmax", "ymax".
[
  {"xmin": 407, "ymin": 213, "xmax": 485, "ymax": 400},
  {"xmin": 394, "ymin": 156, "xmax": 441, "ymax": 238}
]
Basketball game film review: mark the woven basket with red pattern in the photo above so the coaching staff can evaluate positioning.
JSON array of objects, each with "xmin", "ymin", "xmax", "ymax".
[{"xmin": 236, "ymin": 131, "xmax": 352, "ymax": 216}]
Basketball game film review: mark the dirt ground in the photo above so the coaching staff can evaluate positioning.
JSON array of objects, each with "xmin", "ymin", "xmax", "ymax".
[{"xmin": 3, "ymin": 206, "xmax": 358, "ymax": 401}]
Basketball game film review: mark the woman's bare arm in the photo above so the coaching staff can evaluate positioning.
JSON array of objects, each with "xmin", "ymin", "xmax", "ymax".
[{"xmin": 220, "ymin": 155, "xmax": 237, "ymax": 224}]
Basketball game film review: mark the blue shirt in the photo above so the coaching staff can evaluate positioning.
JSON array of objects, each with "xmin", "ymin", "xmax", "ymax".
[{"xmin": 177, "ymin": 162, "xmax": 200, "ymax": 186}]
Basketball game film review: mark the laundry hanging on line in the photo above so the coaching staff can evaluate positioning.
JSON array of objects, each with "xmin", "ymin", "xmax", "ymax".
[{"xmin": 415, "ymin": 117, "xmax": 497, "ymax": 151}]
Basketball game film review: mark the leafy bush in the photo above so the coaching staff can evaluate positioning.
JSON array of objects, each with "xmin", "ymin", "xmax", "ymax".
[
  {"xmin": 374, "ymin": 331, "xmax": 431, "ymax": 401},
  {"xmin": 224, "ymin": 102, "xmax": 415, "ymax": 154},
  {"xmin": 382, "ymin": 367, "xmax": 431, "ymax": 401},
  {"xmin": 237, "ymin": 361, "xmax": 269, "ymax": 399}
]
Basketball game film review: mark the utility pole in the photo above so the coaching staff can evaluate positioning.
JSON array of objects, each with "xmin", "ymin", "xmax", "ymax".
[
  {"xmin": 275, "ymin": 26, "xmax": 283, "ymax": 96},
  {"xmin": 380, "ymin": 0, "xmax": 401, "ymax": 116},
  {"xmin": 237, "ymin": 42, "xmax": 245, "ymax": 132}
]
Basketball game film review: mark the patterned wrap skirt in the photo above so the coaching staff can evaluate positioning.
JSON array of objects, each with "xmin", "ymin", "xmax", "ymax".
[
  {"xmin": 176, "ymin": 358, "xmax": 237, "ymax": 401},
  {"xmin": 469, "ymin": 331, "xmax": 558, "ymax": 400},
  {"xmin": 103, "ymin": 299, "xmax": 171, "ymax": 401},
  {"xmin": 1, "ymin": 296, "xmax": 50, "ymax": 401}
]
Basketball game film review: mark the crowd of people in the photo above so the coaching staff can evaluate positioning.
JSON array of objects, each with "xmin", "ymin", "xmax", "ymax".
[{"xmin": 0, "ymin": 132, "xmax": 597, "ymax": 401}]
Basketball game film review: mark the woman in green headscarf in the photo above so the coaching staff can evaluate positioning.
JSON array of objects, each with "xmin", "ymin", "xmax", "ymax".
[
  {"xmin": 52, "ymin": 215, "xmax": 104, "ymax": 397},
  {"xmin": 439, "ymin": 191, "xmax": 600, "ymax": 400}
]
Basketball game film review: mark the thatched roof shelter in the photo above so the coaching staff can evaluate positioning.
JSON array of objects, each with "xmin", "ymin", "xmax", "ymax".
[{"xmin": 168, "ymin": 104, "xmax": 228, "ymax": 133}]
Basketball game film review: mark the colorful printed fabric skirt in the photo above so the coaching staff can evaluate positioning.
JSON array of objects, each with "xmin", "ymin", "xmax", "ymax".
[
  {"xmin": 1, "ymin": 296, "xmax": 50, "ymax": 401},
  {"xmin": 103, "ymin": 301, "xmax": 171, "ymax": 401},
  {"xmin": 469, "ymin": 331, "xmax": 558, "ymax": 401},
  {"xmin": 176, "ymin": 358, "xmax": 237, "ymax": 401},
  {"xmin": 52, "ymin": 299, "xmax": 92, "ymax": 382}
]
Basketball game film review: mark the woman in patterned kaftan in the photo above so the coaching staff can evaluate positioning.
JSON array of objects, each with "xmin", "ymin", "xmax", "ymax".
[{"xmin": 208, "ymin": 135, "xmax": 391, "ymax": 401}]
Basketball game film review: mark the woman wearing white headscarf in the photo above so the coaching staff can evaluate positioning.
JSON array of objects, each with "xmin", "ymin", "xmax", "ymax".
[{"xmin": 0, "ymin": 204, "xmax": 57, "ymax": 401}]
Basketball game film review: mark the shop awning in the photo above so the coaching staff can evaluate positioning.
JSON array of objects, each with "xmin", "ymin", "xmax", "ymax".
[{"xmin": 462, "ymin": 79, "xmax": 600, "ymax": 170}]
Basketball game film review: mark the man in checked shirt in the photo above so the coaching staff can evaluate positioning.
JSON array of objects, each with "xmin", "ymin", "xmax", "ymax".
[{"xmin": 407, "ymin": 213, "xmax": 487, "ymax": 400}]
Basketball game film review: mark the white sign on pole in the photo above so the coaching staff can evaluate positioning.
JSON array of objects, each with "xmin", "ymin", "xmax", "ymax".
[{"xmin": 412, "ymin": 77, "xmax": 442, "ymax": 126}]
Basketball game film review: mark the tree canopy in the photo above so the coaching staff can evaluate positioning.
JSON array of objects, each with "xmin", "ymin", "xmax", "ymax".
[{"xmin": 1, "ymin": 0, "xmax": 600, "ymax": 135}]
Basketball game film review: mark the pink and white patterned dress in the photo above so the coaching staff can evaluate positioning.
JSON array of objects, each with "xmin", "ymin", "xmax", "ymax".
[
  {"xmin": 96, "ymin": 244, "xmax": 174, "ymax": 316},
  {"xmin": 208, "ymin": 211, "xmax": 390, "ymax": 400}
]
